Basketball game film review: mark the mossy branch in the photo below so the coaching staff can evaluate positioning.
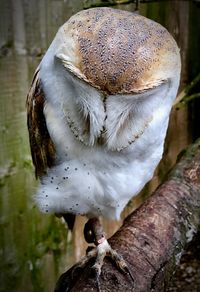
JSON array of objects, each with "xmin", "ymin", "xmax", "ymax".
[{"xmin": 173, "ymin": 72, "xmax": 200, "ymax": 109}]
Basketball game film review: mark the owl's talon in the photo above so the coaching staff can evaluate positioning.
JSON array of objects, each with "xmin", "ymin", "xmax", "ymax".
[
  {"xmin": 124, "ymin": 265, "xmax": 135, "ymax": 283},
  {"xmin": 107, "ymin": 246, "xmax": 135, "ymax": 285},
  {"xmin": 91, "ymin": 265, "xmax": 102, "ymax": 292},
  {"xmin": 109, "ymin": 248, "xmax": 134, "ymax": 279}
]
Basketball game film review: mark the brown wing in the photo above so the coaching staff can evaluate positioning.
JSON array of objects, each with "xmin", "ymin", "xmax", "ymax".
[
  {"xmin": 26, "ymin": 67, "xmax": 56, "ymax": 178},
  {"xmin": 27, "ymin": 68, "xmax": 76, "ymax": 230}
]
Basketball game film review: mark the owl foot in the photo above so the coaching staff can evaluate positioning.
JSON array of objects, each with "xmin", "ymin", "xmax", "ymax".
[
  {"xmin": 70, "ymin": 238, "xmax": 134, "ymax": 292},
  {"xmin": 91, "ymin": 239, "xmax": 134, "ymax": 291},
  {"xmin": 83, "ymin": 217, "xmax": 134, "ymax": 291},
  {"xmin": 55, "ymin": 218, "xmax": 134, "ymax": 291}
]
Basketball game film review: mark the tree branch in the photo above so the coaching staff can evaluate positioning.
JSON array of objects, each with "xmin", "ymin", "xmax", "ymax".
[
  {"xmin": 173, "ymin": 72, "xmax": 200, "ymax": 108},
  {"xmin": 55, "ymin": 138, "xmax": 200, "ymax": 291}
]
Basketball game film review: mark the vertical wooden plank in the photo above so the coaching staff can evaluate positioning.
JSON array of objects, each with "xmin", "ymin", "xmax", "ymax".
[
  {"xmin": 11, "ymin": 0, "xmax": 27, "ymax": 54},
  {"xmin": 188, "ymin": 1, "xmax": 200, "ymax": 140},
  {"xmin": 38, "ymin": 0, "xmax": 48, "ymax": 52},
  {"xmin": 0, "ymin": 0, "xmax": 13, "ymax": 50},
  {"xmin": 72, "ymin": 216, "xmax": 88, "ymax": 262},
  {"xmin": 22, "ymin": 0, "xmax": 42, "ymax": 55},
  {"xmin": 0, "ymin": 53, "xmax": 35, "ymax": 292},
  {"xmin": 161, "ymin": 1, "xmax": 191, "ymax": 177}
]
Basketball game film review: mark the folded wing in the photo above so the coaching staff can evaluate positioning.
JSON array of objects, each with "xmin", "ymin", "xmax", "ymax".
[{"xmin": 26, "ymin": 67, "xmax": 56, "ymax": 178}]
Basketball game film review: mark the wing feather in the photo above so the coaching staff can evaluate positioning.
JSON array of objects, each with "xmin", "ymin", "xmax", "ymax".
[
  {"xmin": 26, "ymin": 67, "xmax": 56, "ymax": 178},
  {"xmin": 27, "ymin": 68, "xmax": 76, "ymax": 230}
]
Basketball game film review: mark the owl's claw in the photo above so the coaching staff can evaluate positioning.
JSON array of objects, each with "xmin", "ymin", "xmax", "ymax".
[
  {"xmin": 73, "ymin": 239, "xmax": 134, "ymax": 291},
  {"xmin": 108, "ymin": 247, "xmax": 135, "ymax": 282},
  {"xmin": 94, "ymin": 239, "xmax": 134, "ymax": 283},
  {"xmin": 55, "ymin": 218, "xmax": 134, "ymax": 291},
  {"xmin": 55, "ymin": 239, "xmax": 134, "ymax": 292},
  {"xmin": 93, "ymin": 239, "xmax": 134, "ymax": 291},
  {"xmin": 83, "ymin": 217, "xmax": 134, "ymax": 288},
  {"xmin": 92, "ymin": 267, "xmax": 102, "ymax": 292}
]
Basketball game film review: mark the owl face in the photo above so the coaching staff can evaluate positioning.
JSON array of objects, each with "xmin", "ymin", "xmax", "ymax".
[
  {"xmin": 55, "ymin": 7, "xmax": 181, "ymax": 95},
  {"xmin": 39, "ymin": 8, "xmax": 180, "ymax": 152}
]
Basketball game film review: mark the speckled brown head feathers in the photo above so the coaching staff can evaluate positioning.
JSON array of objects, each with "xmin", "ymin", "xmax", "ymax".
[{"xmin": 56, "ymin": 7, "xmax": 180, "ymax": 95}]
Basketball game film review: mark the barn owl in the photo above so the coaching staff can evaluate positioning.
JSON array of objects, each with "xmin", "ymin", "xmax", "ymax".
[{"xmin": 27, "ymin": 7, "xmax": 181, "ymax": 288}]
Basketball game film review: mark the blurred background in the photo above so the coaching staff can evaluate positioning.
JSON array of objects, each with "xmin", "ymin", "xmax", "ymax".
[{"xmin": 0, "ymin": 0, "xmax": 200, "ymax": 291}]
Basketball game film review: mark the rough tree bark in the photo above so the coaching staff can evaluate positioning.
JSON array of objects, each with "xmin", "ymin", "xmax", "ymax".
[{"xmin": 55, "ymin": 139, "xmax": 200, "ymax": 292}]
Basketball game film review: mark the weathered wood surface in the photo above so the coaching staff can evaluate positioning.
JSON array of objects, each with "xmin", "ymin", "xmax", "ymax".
[{"xmin": 55, "ymin": 139, "xmax": 200, "ymax": 291}]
